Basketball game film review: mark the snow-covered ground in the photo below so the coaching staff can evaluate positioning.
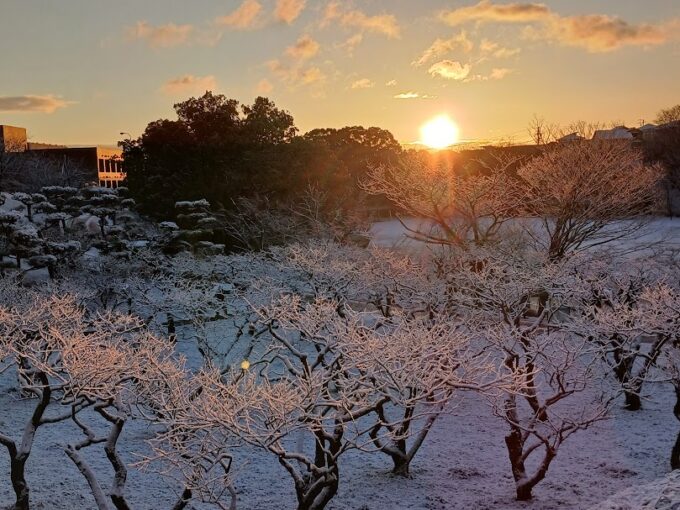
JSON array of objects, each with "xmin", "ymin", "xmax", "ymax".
[
  {"xmin": 1, "ymin": 356, "xmax": 677, "ymax": 509},
  {"xmin": 2, "ymin": 208, "xmax": 680, "ymax": 509},
  {"xmin": 369, "ymin": 217, "xmax": 680, "ymax": 258}
]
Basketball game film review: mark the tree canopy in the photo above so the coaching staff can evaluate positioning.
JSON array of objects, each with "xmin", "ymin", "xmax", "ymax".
[{"xmin": 121, "ymin": 92, "xmax": 402, "ymax": 218}]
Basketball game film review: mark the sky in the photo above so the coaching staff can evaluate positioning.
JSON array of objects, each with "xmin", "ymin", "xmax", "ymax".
[{"xmin": 1, "ymin": 0, "xmax": 679, "ymax": 146}]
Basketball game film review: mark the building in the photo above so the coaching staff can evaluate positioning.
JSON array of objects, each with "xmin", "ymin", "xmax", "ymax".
[
  {"xmin": 0, "ymin": 125, "xmax": 28, "ymax": 152},
  {"xmin": 557, "ymin": 132, "xmax": 585, "ymax": 143},
  {"xmin": 0, "ymin": 124, "xmax": 124, "ymax": 188},
  {"xmin": 592, "ymin": 126, "xmax": 635, "ymax": 141}
]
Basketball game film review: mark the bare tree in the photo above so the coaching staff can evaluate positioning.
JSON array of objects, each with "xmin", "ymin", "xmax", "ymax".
[
  {"xmin": 489, "ymin": 329, "xmax": 611, "ymax": 501},
  {"xmin": 442, "ymin": 249, "xmax": 615, "ymax": 500},
  {"xmin": 0, "ymin": 293, "xmax": 144, "ymax": 510},
  {"xmin": 527, "ymin": 115, "xmax": 559, "ymax": 145},
  {"xmin": 338, "ymin": 314, "xmax": 498, "ymax": 476},
  {"xmin": 362, "ymin": 152, "xmax": 523, "ymax": 247},
  {"xmin": 655, "ymin": 105, "xmax": 680, "ymax": 125},
  {"xmin": 516, "ymin": 140, "xmax": 663, "ymax": 260},
  {"xmin": 170, "ymin": 294, "xmax": 487, "ymax": 510},
  {"xmin": 559, "ymin": 120, "xmax": 607, "ymax": 141}
]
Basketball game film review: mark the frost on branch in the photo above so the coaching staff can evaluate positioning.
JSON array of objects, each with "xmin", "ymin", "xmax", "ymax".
[
  {"xmin": 516, "ymin": 140, "xmax": 663, "ymax": 260},
  {"xmin": 442, "ymin": 250, "xmax": 616, "ymax": 500},
  {"xmin": 362, "ymin": 151, "xmax": 523, "ymax": 247}
]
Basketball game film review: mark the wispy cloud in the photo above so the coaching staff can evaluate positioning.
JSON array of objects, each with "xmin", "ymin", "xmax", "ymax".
[
  {"xmin": 428, "ymin": 60, "xmax": 472, "ymax": 80},
  {"xmin": 323, "ymin": 2, "xmax": 400, "ymax": 38},
  {"xmin": 268, "ymin": 60, "xmax": 326, "ymax": 87},
  {"xmin": 536, "ymin": 14, "xmax": 675, "ymax": 52},
  {"xmin": 350, "ymin": 78, "xmax": 375, "ymax": 89},
  {"xmin": 256, "ymin": 78, "xmax": 274, "ymax": 94},
  {"xmin": 0, "ymin": 95, "xmax": 72, "ymax": 113},
  {"xmin": 440, "ymin": 1, "xmax": 679, "ymax": 53},
  {"xmin": 480, "ymin": 39, "xmax": 521, "ymax": 58},
  {"xmin": 337, "ymin": 33, "xmax": 363, "ymax": 55},
  {"xmin": 489, "ymin": 67, "xmax": 513, "ymax": 79},
  {"xmin": 465, "ymin": 67, "xmax": 514, "ymax": 81},
  {"xmin": 413, "ymin": 32, "xmax": 474, "ymax": 67},
  {"xmin": 275, "ymin": 0, "xmax": 306, "ymax": 24},
  {"xmin": 385, "ymin": 80, "xmax": 397, "ymax": 87},
  {"xmin": 126, "ymin": 21, "xmax": 194, "ymax": 48},
  {"xmin": 216, "ymin": 0, "xmax": 263, "ymax": 29},
  {"xmin": 161, "ymin": 75, "xmax": 217, "ymax": 96},
  {"xmin": 393, "ymin": 91, "xmax": 435, "ymax": 99},
  {"xmin": 439, "ymin": 1, "xmax": 550, "ymax": 26},
  {"xmin": 285, "ymin": 35, "xmax": 320, "ymax": 60}
]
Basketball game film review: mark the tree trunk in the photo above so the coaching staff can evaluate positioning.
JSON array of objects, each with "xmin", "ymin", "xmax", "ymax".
[
  {"xmin": 4, "ymin": 372, "xmax": 52, "ymax": 510},
  {"xmin": 505, "ymin": 429, "xmax": 530, "ymax": 500},
  {"xmin": 623, "ymin": 389, "xmax": 642, "ymax": 411},
  {"xmin": 671, "ymin": 431, "xmax": 680, "ymax": 470},
  {"xmin": 10, "ymin": 456, "xmax": 30, "ymax": 510},
  {"xmin": 296, "ymin": 479, "xmax": 338, "ymax": 510},
  {"xmin": 65, "ymin": 446, "xmax": 111, "ymax": 510},
  {"xmin": 391, "ymin": 455, "xmax": 411, "ymax": 477},
  {"xmin": 515, "ymin": 483, "xmax": 533, "ymax": 502},
  {"xmin": 170, "ymin": 488, "xmax": 192, "ymax": 510},
  {"xmin": 672, "ymin": 384, "xmax": 680, "ymax": 470},
  {"xmin": 294, "ymin": 433, "xmax": 340, "ymax": 510}
]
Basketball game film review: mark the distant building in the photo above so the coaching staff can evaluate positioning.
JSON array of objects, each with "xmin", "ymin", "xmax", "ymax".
[
  {"xmin": 639, "ymin": 123, "xmax": 658, "ymax": 133},
  {"xmin": 592, "ymin": 126, "xmax": 635, "ymax": 141},
  {"xmin": 0, "ymin": 124, "xmax": 124, "ymax": 188},
  {"xmin": 557, "ymin": 132, "xmax": 585, "ymax": 143},
  {"xmin": 0, "ymin": 125, "xmax": 28, "ymax": 152}
]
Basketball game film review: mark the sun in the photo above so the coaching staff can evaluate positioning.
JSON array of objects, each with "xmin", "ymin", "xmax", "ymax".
[{"xmin": 419, "ymin": 115, "xmax": 460, "ymax": 149}]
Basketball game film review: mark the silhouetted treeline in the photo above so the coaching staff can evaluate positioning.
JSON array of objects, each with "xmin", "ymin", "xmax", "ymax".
[{"xmin": 121, "ymin": 92, "xmax": 402, "ymax": 218}]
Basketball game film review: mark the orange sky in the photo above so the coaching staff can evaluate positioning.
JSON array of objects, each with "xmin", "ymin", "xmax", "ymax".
[{"xmin": 1, "ymin": 0, "xmax": 679, "ymax": 146}]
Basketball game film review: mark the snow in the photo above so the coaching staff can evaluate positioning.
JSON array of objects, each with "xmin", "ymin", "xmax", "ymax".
[
  {"xmin": 1, "ymin": 357, "xmax": 677, "ymax": 509},
  {"xmin": 2, "ymin": 203, "xmax": 680, "ymax": 509},
  {"xmin": 592, "ymin": 470, "xmax": 680, "ymax": 509},
  {"xmin": 369, "ymin": 217, "xmax": 680, "ymax": 258}
]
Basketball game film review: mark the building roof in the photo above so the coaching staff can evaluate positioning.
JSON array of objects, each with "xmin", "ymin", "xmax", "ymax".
[{"xmin": 592, "ymin": 127, "xmax": 634, "ymax": 140}]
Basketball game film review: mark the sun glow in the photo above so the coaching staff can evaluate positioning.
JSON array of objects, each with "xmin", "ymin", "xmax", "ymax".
[{"xmin": 419, "ymin": 115, "xmax": 460, "ymax": 149}]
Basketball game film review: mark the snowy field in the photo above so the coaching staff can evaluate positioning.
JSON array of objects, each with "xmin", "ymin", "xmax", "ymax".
[
  {"xmin": 0, "ymin": 361, "xmax": 676, "ymax": 510},
  {"xmin": 369, "ymin": 216, "xmax": 680, "ymax": 257},
  {"xmin": 1, "ymin": 209, "xmax": 680, "ymax": 509}
]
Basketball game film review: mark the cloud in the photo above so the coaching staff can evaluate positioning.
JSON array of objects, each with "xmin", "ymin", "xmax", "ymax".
[
  {"xmin": 285, "ymin": 34, "xmax": 320, "ymax": 60},
  {"xmin": 126, "ymin": 21, "xmax": 194, "ymax": 48},
  {"xmin": 428, "ymin": 60, "xmax": 472, "ymax": 80},
  {"xmin": 297, "ymin": 67, "xmax": 325, "ymax": 85},
  {"xmin": 267, "ymin": 60, "xmax": 326, "ymax": 87},
  {"xmin": 216, "ymin": 0, "xmax": 262, "ymax": 29},
  {"xmin": 323, "ymin": 2, "xmax": 400, "ymax": 38},
  {"xmin": 439, "ymin": 1, "xmax": 679, "ymax": 53},
  {"xmin": 539, "ymin": 14, "xmax": 673, "ymax": 52},
  {"xmin": 393, "ymin": 91, "xmax": 435, "ymax": 99},
  {"xmin": 464, "ymin": 67, "xmax": 514, "ymax": 81},
  {"xmin": 0, "ymin": 95, "xmax": 72, "ymax": 113},
  {"xmin": 275, "ymin": 0, "xmax": 306, "ymax": 24},
  {"xmin": 161, "ymin": 75, "xmax": 218, "ymax": 96},
  {"xmin": 489, "ymin": 67, "xmax": 513, "ymax": 79},
  {"xmin": 413, "ymin": 32, "xmax": 474, "ymax": 67},
  {"xmin": 440, "ymin": 0, "xmax": 550, "ymax": 26},
  {"xmin": 338, "ymin": 33, "xmax": 363, "ymax": 55},
  {"xmin": 351, "ymin": 78, "xmax": 375, "ymax": 89},
  {"xmin": 256, "ymin": 78, "xmax": 274, "ymax": 94},
  {"xmin": 385, "ymin": 80, "xmax": 397, "ymax": 87},
  {"xmin": 480, "ymin": 39, "xmax": 521, "ymax": 58}
]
